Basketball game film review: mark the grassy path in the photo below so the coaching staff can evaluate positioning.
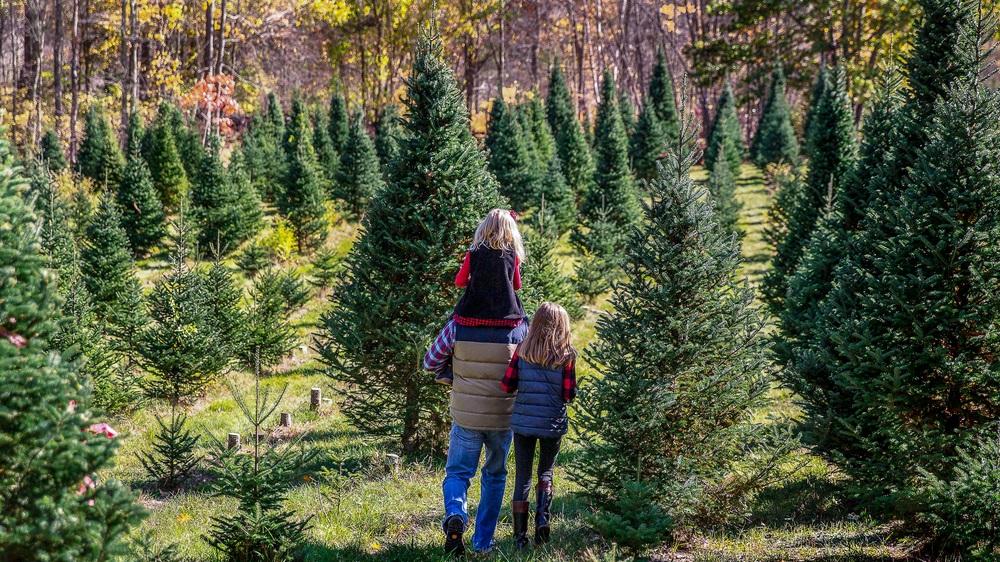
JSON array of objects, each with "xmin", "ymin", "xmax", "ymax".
[{"xmin": 120, "ymin": 165, "xmax": 911, "ymax": 561}]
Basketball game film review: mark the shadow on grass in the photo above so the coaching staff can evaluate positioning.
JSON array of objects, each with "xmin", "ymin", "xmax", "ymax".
[
  {"xmin": 750, "ymin": 471, "xmax": 855, "ymax": 527},
  {"xmin": 302, "ymin": 541, "xmax": 451, "ymax": 562}
]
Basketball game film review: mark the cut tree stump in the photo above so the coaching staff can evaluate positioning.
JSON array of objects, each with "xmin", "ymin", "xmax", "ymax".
[
  {"xmin": 310, "ymin": 387, "xmax": 321, "ymax": 410},
  {"xmin": 227, "ymin": 433, "xmax": 240, "ymax": 450},
  {"xmin": 280, "ymin": 412, "xmax": 292, "ymax": 427}
]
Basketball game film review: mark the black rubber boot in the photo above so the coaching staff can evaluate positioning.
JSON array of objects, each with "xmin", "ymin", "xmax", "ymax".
[
  {"xmin": 512, "ymin": 500, "xmax": 530, "ymax": 550},
  {"xmin": 443, "ymin": 515, "xmax": 466, "ymax": 556},
  {"xmin": 534, "ymin": 481, "xmax": 553, "ymax": 545}
]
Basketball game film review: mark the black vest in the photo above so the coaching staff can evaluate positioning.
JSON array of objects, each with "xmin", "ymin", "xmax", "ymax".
[{"xmin": 454, "ymin": 247, "xmax": 525, "ymax": 321}]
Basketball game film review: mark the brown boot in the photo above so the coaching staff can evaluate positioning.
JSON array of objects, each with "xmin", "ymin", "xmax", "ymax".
[
  {"xmin": 512, "ymin": 500, "xmax": 530, "ymax": 549},
  {"xmin": 534, "ymin": 481, "xmax": 553, "ymax": 545}
]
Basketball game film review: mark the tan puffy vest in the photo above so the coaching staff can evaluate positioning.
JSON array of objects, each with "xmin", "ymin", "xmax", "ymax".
[{"xmin": 450, "ymin": 340, "xmax": 517, "ymax": 431}]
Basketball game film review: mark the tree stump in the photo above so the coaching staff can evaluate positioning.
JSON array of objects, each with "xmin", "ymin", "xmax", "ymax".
[
  {"xmin": 310, "ymin": 387, "xmax": 321, "ymax": 410},
  {"xmin": 280, "ymin": 412, "xmax": 292, "ymax": 427},
  {"xmin": 227, "ymin": 432, "xmax": 240, "ymax": 450}
]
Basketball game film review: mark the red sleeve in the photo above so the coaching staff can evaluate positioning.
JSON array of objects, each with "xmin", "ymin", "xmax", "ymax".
[
  {"xmin": 500, "ymin": 351, "xmax": 520, "ymax": 393},
  {"xmin": 513, "ymin": 255, "xmax": 522, "ymax": 291},
  {"xmin": 455, "ymin": 252, "xmax": 471, "ymax": 287}
]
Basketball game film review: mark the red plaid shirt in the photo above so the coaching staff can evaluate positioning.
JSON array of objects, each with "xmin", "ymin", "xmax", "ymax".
[{"xmin": 500, "ymin": 351, "xmax": 577, "ymax": 402}]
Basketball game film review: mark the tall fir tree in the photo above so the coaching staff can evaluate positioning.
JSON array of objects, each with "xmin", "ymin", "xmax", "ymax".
[
  {"xmin": 536, "ymin": 153, "xmax": 576, "ymax": 235},
  {"xmin": 266, "ymin": 92, "xmax": 286, "ymax": 137},
  {"xmin": 520, "ymin": 221, "xmax": 582, "ymax": 319},
  {"xmin": 142, "ymin": 102, "xmax": 190, "ymax": 211},
  {"xmin": 547, "ymin": 64, "xmax": 595, "ymax": 202},
  {"xmin": 39, "ymin": 128, "xmax": 67, "ymax": 172},
  {"xmin": 335, "ymin": 111, "xmax": 384, "ymax": 218},
  {"xmin": 618, "ymin": 88, "xmax": 636, "ymax": 139},
  {"xmin": 571, "ymin": 114, "xmax": 769, "ymax": 533},
  {"xmin": 374, "ymin": 103, "xmax": 402, "ymax": 176},
  {"xmin": 190, "ymin": 135, "xmax": 261, "ymax": 254},
  {"xmin": 327, "ymin": 87, "xmax": 350, "ymax": 153},
  {"xmin": 648, "ymin": 49, "xmax": 680, "ymax": 143},
  {"xmin": 240, "ymin": 100, "xmax": 287, "ymax": 203},
  {"xmin": 802, "ymin": 67, "xmax": 829, "ymax": 150},
  {"xmin": 750, "ymin": 65, "xmax": 800, "ymax": 167},
  {"xmin": 311, "ymin": 107, "xmax": 340, "ymax": 192},
  {"xmin": 629, "ymin": 100, "xmax": 668, "ymax": 183},
  {"xmin": 581, "ymin": 70, "xmax": 640, "ymax": 232},
  {"xmin": 117, "ymin": 121, "xmax": 166, "ymax": 257},
  {"xmin": 707, "ymin": 144, "xmax": 741, "ymax": 237},
  {"xmin": 762, "ymin": 66, "xmax": 856, "ymax": 314},
  {"xmin": 485, "ymin": 97, "xmax": 539, "ymax": 211},
  {"xmin": 166, "ymin": 105, "xmax": 205, "ymax": 179},
  {"xmin": 317, "ymin": 27, "xmax": 504, "ymax": 454},
  {"xmin": 703, "ymin": 82, "xmax": 744, "ymax": 179},
  {"xmin": 526, "ymin": 94, "xmax": 556, "ymax": 166},
  {"xmin": 80, "ymin": 193, "xmax": 147, "ymax": 342},
  {"xmin": 279, "ymin": 97, "xmax": 328, "ymax": 253},
  {"xmin": 76, "ymin": 104, "xmax": 125, "ymax": 189},
  {"xmin": 0, "ymin": 148, "xmax": 144, "ymax": 561}
]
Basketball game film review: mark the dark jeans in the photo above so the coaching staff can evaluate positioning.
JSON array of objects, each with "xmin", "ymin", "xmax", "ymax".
[{"xmin": 512, "ymin": 433, "xmax": 562, "ymax": 502}]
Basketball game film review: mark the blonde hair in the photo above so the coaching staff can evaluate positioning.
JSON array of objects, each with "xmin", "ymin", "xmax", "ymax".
[
  {"xmin": 471, "ymin": 209, "xmax": 525, "ymax": 261},
  {"xmin": 519, "ymin": 302, "xmax": 576, "ymax": 370}
]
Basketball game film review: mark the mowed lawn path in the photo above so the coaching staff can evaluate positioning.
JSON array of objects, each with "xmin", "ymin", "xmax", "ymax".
[{"xmin": 117, "ymin": 165, "xmax": 912, "ymax": 561}]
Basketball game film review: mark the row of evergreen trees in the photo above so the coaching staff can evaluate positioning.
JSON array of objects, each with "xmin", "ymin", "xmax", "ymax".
[{"xmin": 767, "ymin": 0, "xmax": 1000, "ymax": 556}]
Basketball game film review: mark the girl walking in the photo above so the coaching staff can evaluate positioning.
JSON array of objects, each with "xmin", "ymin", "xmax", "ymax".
[{"xmin": 500, "ymin": 302, "xmax": 578, "ymax": 548}]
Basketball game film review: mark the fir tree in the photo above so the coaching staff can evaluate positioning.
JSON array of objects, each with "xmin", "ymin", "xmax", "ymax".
[
  {"xmin": 0, "ymin": 150, "xmax": 144, "ymax": 561},
  {"xmin": 117, "ymin": 121, "xmax": 166, "ymax": 256},
  {"xmin": 80, "ymin": 193, "xmax": 147, "ymax": 342},
  {"xmin": 707, "ymin": 144, "xmax": 741, "ymax": 237},
  {"xmin": 571, "ymin": 114, "xmax": 769, "ymax": 533},
  {"xmin": 520, "ymin": 222, "xmax": 582, "ymax": 319},
  {"xmin": 143, "ymin": 102, "xmax": 190, "ymax": 211},
  {"xmin": 327, "ymin": 87, "xmax": 350, "ymax": 153},
  {"xmin": 536, "ymin": 153, "xmax": 576, "ymax": 235},
  {"xmin": 227, "ymin": 148, "xmax": 266, "ymax": 241},
  {"xmin": 547, "ymin": 64, "xmax": 594, "ymax": 201},
  {"xmin": 279, "ymin": 98, "xmax": 329, "ymax": 253},
  {"xmin": 618, "ymin": 88, "xmax": 636, "ymax": 139},
  {"xmin": 76, "ymin": 104, "xmax": 125, "ymax": 189},
  {"xmin": 374, "ymin": 103, "xmax": 402, "ymax": 175},
  {"xmin": 238, "ymin": 269, "xmax": 299, "ymax": 374},
  {"xmin": 317, "ymin": 27, "xmax": 504, "ymax": 454},
  {"xmin": 39, "ymin": 128, "xmax": 67, "ymax": 172},
  {"xmin": 629, "ymin": 100, "xmax": 667, "ymax": 183},
  {"xmin": 750, "ymin": 65, "xmax": 799, "ymax": 167},
  {"xmin": 167, "ymin": 105, "xmax": 204, "ymax": 179},
  {"xmin": 240, "ymin": 108, "xmax": 286, "ymax": 203},
  {"xmin": 802, "ymin": 67, "xmax": 829, "ymax": 147},
  {"xmin": 581, "ymin": 70, "xmax": 640, "ymax": 232},
  {"xmin": 526, "ymin": 94, "xmax": 556, "ymax": 166},
  {"xmin": 266, "ymin": 92, "xmax": 286, "ymax": 138},
  {"xmin": 190, "ymin": 136, "xmax": 261, "ymax": 254},
  {"xmin": 485, "ymin": 97, "xmax": 539, "ymax": 211},
  {"xmin": 762, "ymin": 67, "xmax": 856, "ymax": 314},
  {"xmin": 311, "ymin": 107, "xmax": 340, "ymax": 192},
  {"xmin": 648, "ymin": 49, "xmax": 679, "ymax": 143},
  {"xmin": 573, "ymin": 205, "xmax": 625, "ymax": 302},
  {"xmin": 206, "ymin": 360, "xmax": 316, "ymax": 561},
  {"xmin": 704, "ymin": 82, "xmax": 744, "ymax": 179},
  {"xmin": 335, "ymin": 111, "xmax": 384, "ymax": 218}
]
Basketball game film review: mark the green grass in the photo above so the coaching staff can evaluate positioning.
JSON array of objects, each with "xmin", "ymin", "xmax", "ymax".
[{"xmin": 115, "ymin": 165, "xmax": 912, "ymax": 561}]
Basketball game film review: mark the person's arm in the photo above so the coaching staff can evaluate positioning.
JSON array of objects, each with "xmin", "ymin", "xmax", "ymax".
[
  {"xmin": 562, "ymin": 359, "xmax": 577, "ymax": 402},
  {"xmin": 500, "ymin": 351, "xmax": 521, "ymax": 393},
  {"xmin": 513, "ymin": 255, "xmax": 522, "ymax": 291},
  {"xmin": 423, "ymin": 319, "xmax": 457, "ymax": 373},
  {"xmin": 455, "ymin": 252, "xmax": 471, "ymax": 287}
]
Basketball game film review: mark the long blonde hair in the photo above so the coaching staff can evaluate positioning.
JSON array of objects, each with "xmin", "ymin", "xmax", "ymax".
[
  {"xmin": 471, "ymin": 209, "xmax": 525, "ymax": 261},
  {"xmin": 519, "ymin": 302, "xmax": 576, "ymax": 369}
]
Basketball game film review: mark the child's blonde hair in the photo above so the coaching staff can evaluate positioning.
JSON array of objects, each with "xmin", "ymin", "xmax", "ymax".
[
  {"xmin": 519, "ymin": 302, "xmax": 576, "ymax": 370},
  {"xmin": 471, "ymin": 209, "xmax": 525, "ymax": 261}
]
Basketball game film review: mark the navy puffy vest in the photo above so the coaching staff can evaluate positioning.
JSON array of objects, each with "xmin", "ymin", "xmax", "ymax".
[{"xmin": 510, "ymin": 359, "xmax": 568, "ymax": 439}]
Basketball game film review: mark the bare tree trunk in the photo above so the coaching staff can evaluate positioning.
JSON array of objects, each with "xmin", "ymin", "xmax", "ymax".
[
  {"xmin": 129, "ymin": 0, "xmax": 137, "ymax": 112},
  {"xmin": 54, "ymin": 0, "xmax": 64, "ymax": 126},
  {"xmin": 497, "ymin": 0, "xmax": 505, "ymax": 95},
  {"xmin": 203, "ymin": 0, "xmax": 214, "ymax": 77},
  {"xmin": 69, "ymin": 0, "xmax": 80, "ymax": 160},
  {"xmin": 119, "ymin": 0, "xmax": 129, "ymax": 135},
  {"xmin": 529, "ymin": 0, "xmax": 539, "ymax": 87},
  {"xmin": 215, "ymin": 0, "xmax": 226, "ymax": 74}
]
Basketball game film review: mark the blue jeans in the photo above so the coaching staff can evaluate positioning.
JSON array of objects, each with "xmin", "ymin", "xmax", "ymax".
[{"xmin": 442, "ymin": 423, "xmax": 513, "ymax": 552}]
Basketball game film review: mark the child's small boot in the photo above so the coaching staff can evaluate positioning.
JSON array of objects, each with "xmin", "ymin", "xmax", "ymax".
[
  {"xmin": 534, "ymin": 481, "xmax": 553, "ymax": 545},
  {"xmin": 512, "ymin": 500, "xmax": 530, "ymax": 549}
]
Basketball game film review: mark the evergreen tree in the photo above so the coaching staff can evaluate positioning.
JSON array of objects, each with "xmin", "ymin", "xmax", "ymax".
[
  {"xmin": 227, "ymin": 148, "xmax": 266, "ymax": 239},
  {"xmin": 520, "ymin": 223, "xmax": 582, "ymax": 319},
  {"xmin": 485, "ymin": 97, "xmax": 539, "ymax": 211},
  {"xmin": 581, "ymin": 70, "xmax": 640, "ymax": 232},
  {"xmin": 190, "ymin": 136, "xmax": 261, "ymax": 254},
  {"xmin": 571, "ymin": 116, "xmax": 769, "ymax": 533},
  {"xmin": 39, "ymin": 128, "xmax": 67, "ymax": 172},
  {"xmin": 279, "ymin": 98, "xmax": 329, "ymax": 253},
  {"xmin": 618, "ymin": 88, "xmax": 636, "ymax": 139},
  {"xmin": 547, "ymin": 64, "xmax": 594, "ymax": 201},
  {"xmin": 266, "ymin": 92, "xmax": 286, "ymax": 138},
  {"xmin": 80, "ymin": 193, "xmax": 147, "ymax": 341},
  {"xmin": 704, "ymin": 82, "xmax": 744, "ymax": 179},
  {"xmin": 536, "ymin": 153, "xmax": 576, "ymax": 235},
  {"xmin": 327, "ymin": 87, "xmax": 350, "ymax": 153},
  {"xmin": 240, "ymin": 106, "xmax": 286, "ymax": 203},
  {"xmin": 317, "ymin": 27, "xmax": 504, "ymax": 454},
  {"xmin": 167, "ymin": 105, "xmax": 204, "ymax": 179},
  {"xmin": 335, "ymin": 111, "xmax": 384, "ymax": 218},
  {"xmin": 206, "ymin": 361, "xmax": 316, "ymax": 561},
  {"xmin": 648, "ymin": 49, "xmax": 679, "ymax": 143},
  {"xmin": 629, "ymin": 100, "xmax": 667, "ymax": 183},
  {"xmin": 76, "ymin": 104, "xmax": 125, "ymax": 189},
  {"xmin": 143, "ymin": 102, "xmax": 190, "ymax": 211},
  {"xmin": 526, "ymin": 94, "xmax": 556, "ymax": 166},
  {"xmin": 516, "ymin": 102, "xmax": 544, "ymax": 174},
  {"xmin": 0, "ymin": 150, "xmax": 144, "ymax": 561},
  {"xmin": 802, "ymin": 67, "xmax": 829, "ymax": 149},
  {"xmin": 573, "ymin": 205, "xmax": 625, "ymax": 302},
  {"xmin": 707, "ymin": 144, "xmax": 741, "ymax": 237},
  {"xmin": 117, "ymin": 120, "xmax": 166, "ymax": 256},
  {"xmin": 311, "ymin": 107, "xmax": 340, "ymax": 191},
  {"xmin": 762, "ymin": 67, "xmax": 856, "ymax": 314},
  {"xmin": 374, "ymin": 103, "xmax": 402, "ymax": 175},
  {"xmin": 750, "ymin": 65, "xmax": 799, "ymax": 167},
  {"xmin": 238, "ymin": 269, "xmax": 299, "ymax": 374}
]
